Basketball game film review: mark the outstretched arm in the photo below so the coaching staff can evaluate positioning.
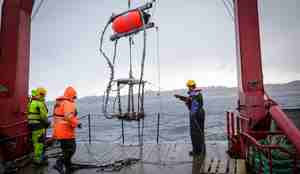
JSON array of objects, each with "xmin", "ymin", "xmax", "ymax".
[
  {"xmin": 174, "ymin": 94, "xmax": 192, "ymax": 110},
  {"xmin": 174, "ymin": 94, "xmax": 188, "ymax": 102}
]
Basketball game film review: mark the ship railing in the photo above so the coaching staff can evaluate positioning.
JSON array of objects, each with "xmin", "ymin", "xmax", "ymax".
[
  {"xmin": 241, "ymin": 131, "xmax": 299, "ymax": 174},
  {"xmin": 226, "ymin": 111, "xmax": 300, "ymax": 174},
  {"xmin": 47, "ymin": 112, "xmax": 164, "ymax": 145}
]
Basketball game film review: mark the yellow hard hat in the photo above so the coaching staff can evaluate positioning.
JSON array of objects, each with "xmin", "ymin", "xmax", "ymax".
[
  {"xmin": 186, "ymin": 80, "xmax": 196, "ymax": 87},
  {"xmin": 36, "ymin": 87, "xmax": 47, "ymax": 96}
]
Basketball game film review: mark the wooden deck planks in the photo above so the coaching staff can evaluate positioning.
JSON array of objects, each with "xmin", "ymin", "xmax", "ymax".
[
  {"xmin": 210, "ymin": 159, "xmax": 220, "ymax": 173},
  {"xmin": 143, "ymin": 143, "xmax": 158, "ymax": 162},
  {"xmin": 94, "ymin": 144, "xmax": 120, "ymax": 164},
  {"xmin": 227, "ymin": 158, "xmax": 236, "ymax": 174},
  {"xmin": 200, "ymin": 157, "xmax": 211, "ymax": 173},
  {"xmin": 161, "ymin": 143, "xmax": 174, "ymax": 163},
  {"xmin": 174, "ymin": 143, "xmax": 192, "ymax": 162},
  {"xmin": 218, "ymin": 159, "xmax": 228, "ymax": 173},
  {"xmin": 124, "ymin": 145, "xmax": 142, "ymax": 159},
  {"xmin": 173, "ymin": 143, "xmax": 189, "ymax": 163},
  {"xmin": 216, "ymin": 142, "xmax": 230, "ymax": 174},
  {"xmin": 17, "ymin": 141, "xmax": 243, "ymax": 174},
  {"xmin": 236, "ymin": 159, "xmax": 247, "ymax": 174}
]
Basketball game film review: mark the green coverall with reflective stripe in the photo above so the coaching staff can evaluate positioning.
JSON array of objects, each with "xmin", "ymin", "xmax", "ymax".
[{"xmin": 27, "ymin": 97, "xmax": 48, "ymax": 163}]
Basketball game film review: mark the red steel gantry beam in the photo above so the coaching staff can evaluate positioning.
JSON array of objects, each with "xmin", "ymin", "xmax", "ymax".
[
  {"xmin": 0, "ymin": 0, "xmax": 34, "ymax": 160},
  {"xmin": 234, "ymin": 0, "xmax": 300, "ymax": 154},
  {"xmin": 234, "ymin": 0, "xmax": 266, "ymax": 128}
]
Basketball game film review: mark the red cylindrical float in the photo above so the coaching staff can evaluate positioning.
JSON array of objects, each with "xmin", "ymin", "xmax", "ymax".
[{"xmin": 112, "ymin": 10, "xmax": 143, "ymax": 34}]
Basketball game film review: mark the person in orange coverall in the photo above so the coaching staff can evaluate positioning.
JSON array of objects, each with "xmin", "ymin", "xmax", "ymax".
[{"xmin": 52, "ymin": 86, "xmax": 81, "ymax": 174}]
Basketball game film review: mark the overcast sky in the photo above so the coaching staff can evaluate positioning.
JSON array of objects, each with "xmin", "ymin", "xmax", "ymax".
[{"xmin": 26, "ymin": 0, "xmax": 300, "ymax": 100}]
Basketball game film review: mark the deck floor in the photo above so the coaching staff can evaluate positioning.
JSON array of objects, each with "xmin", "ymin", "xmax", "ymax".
[{"xmin": 17, "ymin": 141, "xmax": 245, "ymax": 174}]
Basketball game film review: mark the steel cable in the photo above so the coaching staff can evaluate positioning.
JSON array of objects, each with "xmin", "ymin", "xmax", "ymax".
[
  {"xmin": 100, "ymin": 19, "xmax": 119, "ymax": 119},
  {"xmin": 31, "ymin": 0, "xmax": 46, "ymax": 20}
]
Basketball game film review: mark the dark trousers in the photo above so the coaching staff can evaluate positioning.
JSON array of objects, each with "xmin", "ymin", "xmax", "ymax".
[
  {"xmin": 57, "ymin": 139, "xmax": 76, "ymax": 173},
  {"xmin": 190, "ymin": 109, "xmax": 205, "ymax": 154}
]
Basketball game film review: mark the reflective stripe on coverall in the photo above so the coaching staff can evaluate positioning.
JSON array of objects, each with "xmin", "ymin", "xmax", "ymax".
[{"xmin": 27, "ymin": 96, "xmax": 48, "ymax": 163}]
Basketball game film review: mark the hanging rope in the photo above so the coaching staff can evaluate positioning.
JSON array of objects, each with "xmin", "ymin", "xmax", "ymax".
[
  {"xmin": 100, "ymin": 19, "xmax": 119, "ymax": 119},
  {"xmin": 135, "ymin": 9, "xmax": 148, "ymax": 146},
  {"xmin": 226, "ymin": 0, "xmax": 233, "ymax": 9},
  {"xmin": 137, "ymin": 9, "xmax": 147, "ymax": 114},
  {"xmin": 155, "ymin": 26, "xmax": 162, "ymax": 114},
  {"xmin": 128, "ymin": 37, "xmax": 134, "ymax": 114},
  {"xmin": 221, "ymin": 0, "xmax": 234, "ymax": 21},
  {"xmin": 31, "ymin": 0, "xmax": 46, "ymax": 20}
]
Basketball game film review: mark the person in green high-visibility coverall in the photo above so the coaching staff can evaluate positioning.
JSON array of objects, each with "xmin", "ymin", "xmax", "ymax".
[{"xmin": 27, "ymin": 87, "xmax": 49, "ymax": 165}]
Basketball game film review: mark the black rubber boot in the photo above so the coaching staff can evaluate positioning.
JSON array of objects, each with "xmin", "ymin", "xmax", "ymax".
[
  {"xmin": 53, "ymin": 159, "xmax": 65, "ymax": 174},
  {"xmin": 65, "ymin": 167, "xmax": 73, "ymax": 174},
  {"xmin": 189, "ymin": 151, "xmax": 202, "ymax": 156}
]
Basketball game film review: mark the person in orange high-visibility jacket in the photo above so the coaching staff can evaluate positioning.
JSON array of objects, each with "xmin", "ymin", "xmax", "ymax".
[{"xmin": 52, "ymin": 86, "xmax": 81, "ymax": 174}]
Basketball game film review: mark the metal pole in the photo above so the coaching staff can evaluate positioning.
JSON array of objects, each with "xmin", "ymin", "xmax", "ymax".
[
  {"xmin": 138, "ymin": 120, "xmax": 141, "ymax": 145},
  {"xmin": 131, "ymin": 83, "xmax": 134, "ymax": 114},
  {"xmin": 140, "ymin": 117, "xmax": 144, "ymax": 146},
  {"xmin": 88, "ymin": 113, "xmax": 91, "ymax": 144},
  {"xmin": 122, "ymin": 120, "xmax": 125, "ymax": 144},
  {"xmin": 141, "ymin": 83, "xmax": 145, "ymax": 145},
  {"xmin": 226, "ymin": 111, "xmax": 230, "ymax": 149},
  {"xmin": 156, "ymin": 112, "xmax": 160, "ymax": 144},
  {"xmin": 141, "ymin": 82, "xmax": 145, "ymax": 113},
  {"xmin": 127, "ymin": 83, "xmax": 131, "ymax": 114},
  {"xmin": 117, "ymin": 83, "xmax": 122, "ymax": 115},
  {"xmin": 128, "ymin": 38, "xmax": 132, "ymax": 116}
]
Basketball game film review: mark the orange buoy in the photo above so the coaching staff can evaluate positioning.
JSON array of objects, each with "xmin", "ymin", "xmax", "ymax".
[{"xmin": 112, "ymin": 10, "xmax": 143, "ymax": 34}]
